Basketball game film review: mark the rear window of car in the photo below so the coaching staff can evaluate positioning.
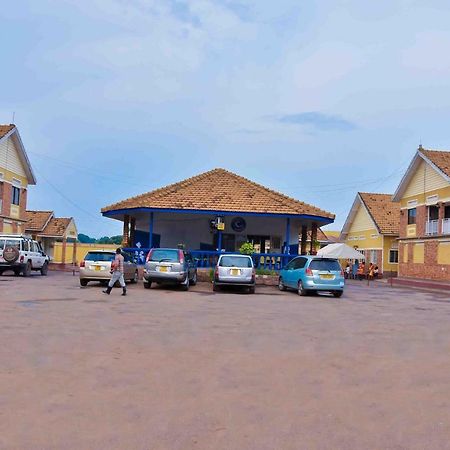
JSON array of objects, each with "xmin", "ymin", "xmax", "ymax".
[
  {"xmin": 0, "ymin": 239, "xmax": 21, "ymax": 250},
  {"xmin": 85, "ymin": 252, "xmax": 115, "ymax": 262},
  {"xmin": 148, "ymin": 249, "xmax": 179, "ymax": 262},
  {"xmin": 219, "ymin": 256, "xmax": 253, "ymax": 268},
  {"xmin": 309, "ymin": 259, "xmax": 341, "ymax": 271}
]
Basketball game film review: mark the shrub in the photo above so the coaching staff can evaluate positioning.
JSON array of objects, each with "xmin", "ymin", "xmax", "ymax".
[{"xmin": 239, "ymin": 242, "xmax": 255, "ymax": 255}]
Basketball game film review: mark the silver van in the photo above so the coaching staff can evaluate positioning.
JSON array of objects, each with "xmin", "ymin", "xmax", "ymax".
[{"xmin": 213, "ymin": 254, "xmax": 255, "ymax": 293}]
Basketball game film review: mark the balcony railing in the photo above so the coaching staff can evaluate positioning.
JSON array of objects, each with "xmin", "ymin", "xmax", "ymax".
[
  {"xmin": 123, "ymin": 248, "xmax": 297, "ymax": 271},
  {"xmin": 426, "ymin": 219, "xmax": 439, "ymax": 235},
  {"xmin": 443, "ymin": 218, "xmax": 450, "ymax": 234}
]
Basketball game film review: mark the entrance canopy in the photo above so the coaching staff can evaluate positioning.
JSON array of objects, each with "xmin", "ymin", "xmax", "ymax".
[{"xmin": 317, "ymin": 243, "xmax": 366, "ymax": 260}]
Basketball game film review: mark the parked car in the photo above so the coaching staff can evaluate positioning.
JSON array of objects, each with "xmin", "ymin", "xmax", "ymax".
[
  {"xmin": 143, "ymin": 248, "xmax": 197, "ymax": 290},
  {"xmin": 79, "ymin": 250, "xmax": 138, "ymax": 287},
  {"xmin": 213, "ymin": 254, "xmax": 256, "ymax": 293},
  {"xmin": 0, "ymin": 234, "xmax": 49, "ymax": 276},
  {"xmin": 278, "ymin": 256, "xmax": 344, "ymax": 297}
]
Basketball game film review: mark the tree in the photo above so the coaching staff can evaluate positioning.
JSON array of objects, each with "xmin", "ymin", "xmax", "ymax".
[{"xmin": 78, "ymin": 233, "xmax": 96, "ymax": 243}]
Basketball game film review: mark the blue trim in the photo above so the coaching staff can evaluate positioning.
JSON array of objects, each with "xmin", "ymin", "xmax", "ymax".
[
  {"xmin": 102, "ymin": 207, "xmax": 334, "ymax": 224},
  {"xmin": 217, "ymin": 230, "xmax": 222, "ymax": 252}
]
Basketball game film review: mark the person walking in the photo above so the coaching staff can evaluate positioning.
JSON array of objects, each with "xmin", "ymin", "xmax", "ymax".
[
  {"xmin": 358, "ymin": 261, "xmax": 366, "ymax": 280},
  {"xmin": 103, "ymin": 248, "xmax": 127, "ymax": 296},
  {"xmin": 368, "ymin": 263, "xmax": 375, "ymax": 281}
]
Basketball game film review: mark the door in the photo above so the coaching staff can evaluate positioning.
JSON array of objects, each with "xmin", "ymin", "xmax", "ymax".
[
  {"xmin": 282, "ymin": 258, "xmax": 298, "ymax": 288},
  {"xmin": 31, "ymin": 241, "xmax": 45, "ymax": 269}
]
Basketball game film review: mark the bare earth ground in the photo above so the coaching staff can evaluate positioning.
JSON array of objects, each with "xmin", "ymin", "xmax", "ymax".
[{"xmin": 0, "ymin": 272, "xmax": 449, "ymax": 450}]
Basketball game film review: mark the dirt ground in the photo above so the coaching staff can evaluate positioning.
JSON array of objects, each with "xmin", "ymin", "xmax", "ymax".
[{"xmin": 0, "ymin": 272, "xmax": 449, "ymax": 450}]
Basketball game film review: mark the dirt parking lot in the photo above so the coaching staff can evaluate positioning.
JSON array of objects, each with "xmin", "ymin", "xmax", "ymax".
[{"xmin": 0, "ymin": 272, "xmax": 449, "ymax": 450}]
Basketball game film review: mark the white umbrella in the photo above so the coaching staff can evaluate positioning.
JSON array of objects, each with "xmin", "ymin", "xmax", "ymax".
[{"xmin": 317, "ymin": 243, "xmax": 366, "ymax": 260}]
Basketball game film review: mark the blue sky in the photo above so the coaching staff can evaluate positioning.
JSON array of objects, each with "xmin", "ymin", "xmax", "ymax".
[{"xmin": 2, "ymin": 0, "xmax": 450, "ymax": 237}]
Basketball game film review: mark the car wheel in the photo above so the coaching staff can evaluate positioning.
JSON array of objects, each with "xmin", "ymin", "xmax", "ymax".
[
  {"xmin": 333, "ymin": 291, "xmax": 343, "ymax": 298},
  {"xmin": 22, "ymin": 261, "xmax": 32, "ymax": 277},
  {"xmin": 190, "ymin": 271, "xmax": 197, "ymax": 286},
  {"xmin": 80, "ymin": 279, "xmax": 88, "ymax": 287},
  {"xmin": 40, "ymin": 262, "xmax": 48, "ymax": 276},
  {"xmin": 297, "ymin": 280, "xmax": 307, "ymax": 296},
  {"xmin": 14, "ymin": 269, "xmax": 21, "ymax": 277},
  {"xmin": 144, "ymin": 281, "xmax": 152, "ymax": 289},
  {"xmin": 278, "ymin": 277, "xmax": 286, "ymax": 291},
  {"xmin": 181, "ymin": 276, "xmax": 189, "ymax": 291},
  {"xmin": 130, "ymin": 271, "xmax": 138, "ymax": 284}
]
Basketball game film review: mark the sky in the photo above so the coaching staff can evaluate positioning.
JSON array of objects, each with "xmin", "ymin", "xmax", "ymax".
[{"xmin": 2, "ymin": 0, "xmax": 450, "ymax": 237}]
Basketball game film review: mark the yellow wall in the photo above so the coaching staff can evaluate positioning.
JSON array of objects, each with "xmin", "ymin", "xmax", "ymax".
[
  {"xmin": 52, "ymin": 242, "xmax": 117, "ymax": 264},
  {"xmin": 350, "ymin": 204, "xmax": 375, "ymax": 232},
  {"xmin": 438, "ymin": 242, "xmax": 450, "ymax": 265},
  {"xmin": 3, "ymin": 221, "xmax": 13, "ymax": 234},
  {"xmin": 403, "ymin": 159, "xmax": 448, "ymax": 200},
  {"xmin": 383, "ymin": 235, "xmax": 399, "ymax": 273},
  {"xmin": 403, "ymin": 244, "xmax": 409, "ymax": 263},
  {"xmin": 0, "ymin": 136, "xmax": 29, "ymax": 182},
  {"xmin": 413, "ymin": 243, "xmax": 425, "ymax": 263}
]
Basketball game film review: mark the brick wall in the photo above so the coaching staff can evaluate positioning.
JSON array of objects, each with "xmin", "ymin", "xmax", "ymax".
[
  {"xmin": 399, "ymin": 239, "xmax": 450, "ymax": 281},
  {"xmin": 416, "ymin": 205, "xmax": 426, "ymax": 237},
  {"xmin": 1, "ymin": 182, "xmax": 11, "ymax": 218},
  {"xmin": 399, "ymin": 209, "xmax": 408, "ymax": 239}
]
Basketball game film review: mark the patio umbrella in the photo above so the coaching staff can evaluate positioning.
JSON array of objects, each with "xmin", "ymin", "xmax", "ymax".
[{"xmin": 317, "ymin": 243, "xmax": 366, "ymax": 260}]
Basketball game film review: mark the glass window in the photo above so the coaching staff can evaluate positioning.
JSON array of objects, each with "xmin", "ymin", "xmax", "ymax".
[
  {"xmin": 428, "ymin": 205, "xmax": 439, "ymax": 221},
  {"xmin": 5, "ymin": 239, "xmax": 21, "ymax": 250},
  {"xmin": 11, "ymin": 186, "xmax": 20, "ymax": 206},
  {"xmin": 309, "ymin": 259, "xmax": 341, "ymax": 271},
  {"xmin": 389, "ymin": 250, "xmax": 399, "ymax": 264},
  {"xmin": 293, "ymin": 257, "xmax": 307, "ymax": 269},
  {"xmin": 219, "ymin": 255, "xmax": 252, "ymax": 268},
  {"xmin": 0, "ymin": 239, "xmax": 5, "ymax": 250},
  {"xmin": 85, "ymin": 252, "xmax": 115, "ymax": 261},
  {"xmin": 408, "ymin": 208, "xmax": 417, "ymax": 225},
  {"xmin": 148, "ymin": 249, "xmax": 179, "ymax": 262}
]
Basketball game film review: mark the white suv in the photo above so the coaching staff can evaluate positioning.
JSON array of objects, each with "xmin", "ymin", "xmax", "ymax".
[{"xmin": 0, "ymin": 234, "xmax": 50, "ymax": 277}]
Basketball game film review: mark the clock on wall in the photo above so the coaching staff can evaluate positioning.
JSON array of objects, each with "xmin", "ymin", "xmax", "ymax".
[{"xmin": 231, "ymin": 217, "xmax": 246, "ymax": 232}]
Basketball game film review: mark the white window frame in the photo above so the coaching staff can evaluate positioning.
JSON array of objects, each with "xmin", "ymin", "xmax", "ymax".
[{"xmin": 389, "ymin": 249, "xmax": 399, "ymax": 264}]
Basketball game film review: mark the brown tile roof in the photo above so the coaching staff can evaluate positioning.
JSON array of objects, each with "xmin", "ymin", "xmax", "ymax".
[
  {"xmin": 420, "ymin": 148, "xmax": 450, "ymax": 178},
  {"xmin": 25, "ymin": 210, "xmax": 54, "ymax": 232},
  {"xmin": 0, "ymin": 124, "xmax": 15, "ymax": 139},
  {"xmin": 359, "ymin": 193, "xmax": 400, "ymax": 235},
  {"xmin": 40, "ymin": 218, "xmax": 72, "ymax": 237},
  {"xmin": 102, "ymin": 168, "xmax": 334, "ymax": 219}
]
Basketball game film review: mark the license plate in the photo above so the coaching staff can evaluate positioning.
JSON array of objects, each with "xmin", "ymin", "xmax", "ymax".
[
  {"xmin": 94, "ymin": 266, "xmax": 101, "ymax": 271},
  {"xmin": 320, "ymin": 274, "xmax": 334, "ymax": 280},
  {"xmin": 159, "ymin": 266, "xmax": 168, "ymax": 273},
  {"xmin": 231, "ymin": 269, "xmax": 240, "ymax": 276}
]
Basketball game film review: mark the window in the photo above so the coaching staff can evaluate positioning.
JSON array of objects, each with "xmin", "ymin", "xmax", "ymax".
[
  {"xmin": 407, "ymin": 208, "xmax": 417, "ymax": 225},
  {"xmin": 11, "ymin": 186, "xmax": 20, "ymax": 206},
  {"xmin": 389, "ymin": 250, "xmax": 399, "ymax": 264},
  {"xmin": 428, "ymin": 205, "xmax": 439, "ymax": 221},
  {"xmin": 369, "ymin": 250, "xmax": 378, "ymax": 264},
  {"xmin": 85, "ymin": 252, "xmax": 115, "ymax": 262},
  {"xmin": 309, "ymin": 259, "xmax": 341, "ymax": 271},
  {"xmin": 148, "ymin": 249, "xmax": 179, "ymax": 262},
  {"xmin": 293, "ymin": 257, "xmax": 307, "ymax": 269},
  {"xmin": 219, "ymin": 255, "xmax": 252, "ymax": 268}
]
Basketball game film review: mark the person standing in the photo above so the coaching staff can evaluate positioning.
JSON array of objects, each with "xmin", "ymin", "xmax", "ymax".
[
  {"xmin": 352, "ymin": 260, "xmax": 359, "ymax": 280},
  {"xmin": 103, "ymin": 248, "xmax": 127, "ymax": 296}
]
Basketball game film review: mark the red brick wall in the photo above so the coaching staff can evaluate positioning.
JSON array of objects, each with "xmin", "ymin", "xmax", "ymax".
[
  {"xmin": 399, "ymin": 209, "xmax": 408, "ymax": 239},
  {"xmin": 399, "ymin": 239, "xmax": 450, "ymax": 281},
  {"xmin": 416, "ymin": 205, "xmax": 426, "ymax": 237},
  {"xmin": 1, "ymin": 182, "xmax": 11, "ymax": 218}
]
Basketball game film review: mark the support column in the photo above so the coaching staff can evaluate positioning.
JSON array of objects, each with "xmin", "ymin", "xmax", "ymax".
[
  {"xmin": 217, "ymin": 230, "xmax": 223, "ymax": 252},
  {"xmin": 122, "ymin": 215, "xmax": 130, "ymax": 247},
  {"xmin": 72, "ymin": 239, "xmax": 77, "ymax": 266},
  {"xmin": 61, "ymin": 237, "xmax": 67, "ymax": 265},
  {"xmin": 438, "ymin": 202, "xmax": 445, "ymax": 234},
  {"xmin": 310, "ymin": 222, "xmax": 318, "ymax": 255},
  {"xmin": 300, "ymin": 225, "xmax": 308, "ymax": 255},
  {"xmin": 129, "ymin": 217, "xmax": 136, "ymax": 247},
  {"xmin": 149, "ymin": 212, "xmax": 154, "ymax": 248},
  {"xmin": 285, "ymin": 217, "xmax": 291, "ymax": 254}
]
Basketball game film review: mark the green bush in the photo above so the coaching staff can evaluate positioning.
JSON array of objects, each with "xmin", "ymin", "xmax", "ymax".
[
  {"xmin": 255, "ymin": 268, "xmax": 278, "ymax": 276},
  {"xmin": 239, "ymin": 242, "xmax": 255, "ymax": 255},
  {"xmin": 209, "ymin": 268, "xmax": 214, "ymax": 281}
]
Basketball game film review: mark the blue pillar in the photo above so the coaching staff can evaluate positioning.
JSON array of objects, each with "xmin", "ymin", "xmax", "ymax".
[
  {"xmin": 217, "ymin": 230, "xmax": 223, "ymax": 252},
  {"xmin": 149, "ymin": 212, "xmax": 154, "ymax": 248},
  {"xmin": 285, "ymin": 217, "xmax": 291, "ymax": 254}
]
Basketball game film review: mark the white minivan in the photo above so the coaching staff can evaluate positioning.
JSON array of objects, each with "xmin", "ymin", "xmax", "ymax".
[
  {"xmin": 213, "ymin": 254, "xmax": 256, "ymax": 294},
  {"xmin": 0, "ymin": 234, "xmax": 49, "ymax": 276}
]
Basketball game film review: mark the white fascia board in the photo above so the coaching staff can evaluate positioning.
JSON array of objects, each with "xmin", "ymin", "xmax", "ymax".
[{"xmin": 392, "ymin": 151, "xmax": 421, "ymax": 202}]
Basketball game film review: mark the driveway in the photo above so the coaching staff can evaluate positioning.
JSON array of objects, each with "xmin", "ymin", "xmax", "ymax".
[{"xmin": 0, "ymin": 272, "xmax": 449, "ymax": 449}]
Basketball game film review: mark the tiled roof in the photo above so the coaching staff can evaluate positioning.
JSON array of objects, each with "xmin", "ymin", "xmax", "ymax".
[
  {"xmin": 420, "ymin": 148, "xmax": 450, "ymax": 178},
  {"xmin": 40, "ymin": 218, "xmax": 72, "ymax": 237},
  {"xmin": 0, "ymin": 124, "xmax": 15, "ymax": 139},
  {"xmin": 25, "ymin": 210, "xmax": 54, "ymax": 232},
  {"xmin": 102, "ymin": 168, "xmax": 334, "ymax": 219},
  {"xmin": 359, "ymin": 193, "xmax": 400, "ymax": 235}
]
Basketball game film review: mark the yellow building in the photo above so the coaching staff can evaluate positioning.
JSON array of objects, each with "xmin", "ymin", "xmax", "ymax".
[
  {"xmin": 340, "ymin": 193, "xmax": 400, "ymax": 277},
  {"xmin": 392, "ymin": 147, "xmax": 450, "ymax": 280},
  {"xmin": 0, "ymin": 124, "xmax": 36, "ymax": 233}
]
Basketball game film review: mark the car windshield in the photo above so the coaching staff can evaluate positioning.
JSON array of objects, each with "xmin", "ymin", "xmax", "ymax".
[
  {"xmin": 219, "ymin": 256, "xmax": 252, "ymax": 268},
  {"xmin": 85, "ymin": 252, "xmax": 115, "ymax": 262},
  {"xmin": 149, "ymin": 249, "xmax": 179, "ymax": 262},
  {"xmin": 309, "ymin": 259, "xmax": 341, "ymax": 271}
]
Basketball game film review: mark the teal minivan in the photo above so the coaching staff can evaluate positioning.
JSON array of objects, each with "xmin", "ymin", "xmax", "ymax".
[{"xmin": 278, "ymin": 256, "xmax": 344, "ymax": 297}]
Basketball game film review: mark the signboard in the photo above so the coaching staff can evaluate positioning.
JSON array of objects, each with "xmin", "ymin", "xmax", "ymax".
[{"xmin": 217, "ymin": 223, "xmax": 225, "ymax": 231}]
